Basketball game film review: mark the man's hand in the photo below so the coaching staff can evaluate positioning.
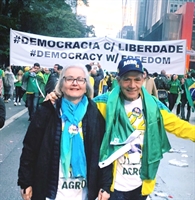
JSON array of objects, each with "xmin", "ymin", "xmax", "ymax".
[
  {"xmin": 97, "ymin": 62, "xmax": 101, "ymax": 68},
  {"xmin": 44, "ymin": 91, "xmax": 58, "ymax": 104},
  {"xmin": 29, "ymin": 67, "xmax": 36, "ymax": 72},
  {"xmin": 97, "ymin": 189, "xmax": 110, "ymax": 200},
  {"xmin": 90, "ymin": 62, "xmax": 94, "ymax": 66},
  {"xmin": 20, "ymin": 186, "xmax": 32, "ymax": 200}
]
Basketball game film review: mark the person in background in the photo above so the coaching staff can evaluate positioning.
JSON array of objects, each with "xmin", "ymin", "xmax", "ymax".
[
  {"xmin": 91, "ymin": 62, "xmax": 104, "ymax": 97},
  {"xmin": 45, "ymin": 64, "xmax": 63, "ymax": 94},
  {"xmin": 23, "ymin": 63, "xmax": 45, "ymax": 121},
  {"xmin": 43, "ymin": 67, "xmax": 51, "ymax": 84},
  {"xmin": 168, "ymin": 74, "xmax": 182, "ymax": 113},
  {"xmin": 21, "ymin": 66, "xmax": 30, "ymax": 105},
  {"xmin": 98, "ymin": 76, "xmax": 109, "ymax": 95},
  {"xmin": 0, "ymin": 97, "xmax": 6, "ymax": 128},
  {"xmin": 181, "ymin": 72, "xmax": 195, "ymax": 121},
  {"xmin": 143, "ymin": 68, "xmax": 158, "ymax": 98},
  {"xmin": 111, "ymin": 73, "xmax": 118, "ymax": 90},
  {"xmin": 154, "ymin": 70, "xmax": 170, "ymax": 106},
  {"xmin": 175, "ymin": 77, "xmax": 185, "ymax": 117},
  {"xmin": 18, "ymin": 64, "xmax": 112, "ymax": 200},
  {"xmin": 85, "ymin": 64, "xmax": 94, "ymax": 88},
  {"xmin": 0, "ymin": 67, "xmax": 5, "ymax": 98},
  {"xmin": 14, "ymin": 70, "xmax": 24, "ymax": 106},
  {"xmin": 3, "ymin": 66, "xmax": 16, "ymax": 102},
  {"xmin": 105, "ymin": 72, "xmax": 112, "ymax": 92},
  {"xmin": 179, "ymin": 77, "xmax": 191, "ymax": 121}
]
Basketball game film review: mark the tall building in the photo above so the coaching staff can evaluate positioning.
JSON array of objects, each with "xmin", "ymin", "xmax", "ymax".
[
  {"xmin": 121, "ymin": 25, "xmax": 134, "ymax": 39},
  {"xmin": 136, "ymin": 0, "xmax": 168, "ymax": 40},
  {"xmin": 136, "ymin": 0, "xmax": 146, "ymax": 39},
  {"xmin": 168, "ymin": 0, "xmax": 195, "ymax": 13},
  {"xmin": 120, "ymin": 0, "xmax": 137, "ymax": 39},
  {"xmin": 137, "ymin": 1, "xmax": 195, "ymax": 70}
]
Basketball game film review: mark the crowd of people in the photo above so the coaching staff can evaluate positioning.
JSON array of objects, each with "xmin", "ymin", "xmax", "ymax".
[{"xmin": 1, "ymin": 62, "xmax": 194, "ymax": 123}]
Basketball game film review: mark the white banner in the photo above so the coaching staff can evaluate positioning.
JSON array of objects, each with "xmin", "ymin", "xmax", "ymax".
[{"xmin": 10, "ymin": 29, "xmax": 187, "ymax": 74}]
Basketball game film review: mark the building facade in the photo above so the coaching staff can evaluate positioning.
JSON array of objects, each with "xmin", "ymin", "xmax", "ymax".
[
  {"xmin": 168, "ymin": 0, "xmax": 195, "ymax": 13},
  {"xmin": 137, "ymin": 1, "xmax": 195, "ymax": 71},
  {"xmin": 136, "ymin": 0, "xmax": 168, "ymax": 40}
]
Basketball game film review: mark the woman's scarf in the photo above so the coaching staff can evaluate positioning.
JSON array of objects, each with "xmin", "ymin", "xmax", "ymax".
[{"xmin": 60, "ymin": 96, "xmax": 88, "ymax": 179}]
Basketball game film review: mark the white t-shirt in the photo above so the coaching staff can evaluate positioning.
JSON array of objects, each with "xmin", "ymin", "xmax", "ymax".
[
  {"xmin": 46, "ymin": 122, "xmax": 88, "ymax": 200},
  {"xmin": 51, "ymin": 163, "xmax": 88, "ymax": 200},
  {"xmin": 114, "ymin": 97, "xmax": 145, "ymax": 191}
]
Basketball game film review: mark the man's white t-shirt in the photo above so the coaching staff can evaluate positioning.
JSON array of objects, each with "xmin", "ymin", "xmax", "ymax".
[{"xmin": 114, "ymin": 97, "xmax": 145, "ymax": 191}]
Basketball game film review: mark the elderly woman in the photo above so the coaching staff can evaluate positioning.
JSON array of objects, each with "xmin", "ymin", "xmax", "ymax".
[{"xmin": 17, "ymin": 64, "xmax": 111, "ymax": 200}]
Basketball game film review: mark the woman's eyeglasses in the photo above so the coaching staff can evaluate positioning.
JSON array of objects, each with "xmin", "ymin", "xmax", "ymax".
[{"xmin": 63, "ymin": 76, "xmax": 86, "ymax": 85}]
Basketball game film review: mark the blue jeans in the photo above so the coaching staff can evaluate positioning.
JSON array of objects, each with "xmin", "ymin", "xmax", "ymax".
[
  {"xmin": 109, "ymin": 186, "xmax": 148, "ymax": 200},
  {"xmin": 26, "ymin": 93, "xmax": 39, "ymax": 120}
]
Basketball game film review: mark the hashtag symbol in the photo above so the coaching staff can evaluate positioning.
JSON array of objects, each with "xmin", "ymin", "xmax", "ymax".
[
  {"xmin": 30, "ymin": 50, "xmax": 36, "ymax": 56},
  {"xmin": 14, "ymin": 35, "xmax": 21, "ymax": 43}
]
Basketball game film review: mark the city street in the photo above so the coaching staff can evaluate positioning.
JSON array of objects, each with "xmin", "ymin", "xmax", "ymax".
[{"xmin": 0, "ymin": 100, "xmax": 194, "ymax": 200}]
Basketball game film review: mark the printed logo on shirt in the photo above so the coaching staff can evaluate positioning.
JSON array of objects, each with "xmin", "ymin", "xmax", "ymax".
[
  {"xmin": 119, "ymin": 146, "xmax": 142, "ymax": 176},
  {"xmin": 61, "ymin": 179, "xmax": 87, "ymax": 190},
  {"xmin": 127, "ymin": 108, "xmax": 145, "ymax": 130},
  {"xmin": 123, "ymin": 166, "xmax": 141, "ymax": 176}
]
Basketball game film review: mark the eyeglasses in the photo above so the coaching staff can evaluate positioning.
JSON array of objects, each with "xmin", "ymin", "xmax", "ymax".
[{"xmin": 63, "ymin": 76, "xmax": 86, "ymax": 85}]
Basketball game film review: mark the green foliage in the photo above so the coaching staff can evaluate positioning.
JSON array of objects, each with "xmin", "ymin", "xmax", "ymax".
[{"xmin": 0, "ymin": 0, "xmax": 92, "ymax": 66}]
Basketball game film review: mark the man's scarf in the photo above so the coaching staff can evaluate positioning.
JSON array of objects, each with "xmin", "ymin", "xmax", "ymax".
[
  {"xmin": 99, "ymin": 85, "xmax": 171, "ymax": 180},
  {"xmin": 60, "ymin": 96, "xmax": 88, "ymax": 178}
]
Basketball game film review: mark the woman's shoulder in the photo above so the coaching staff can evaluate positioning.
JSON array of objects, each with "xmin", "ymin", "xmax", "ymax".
[{"xmin": 87, "ymin": 98, "xmax": 97, "ymax": 108}]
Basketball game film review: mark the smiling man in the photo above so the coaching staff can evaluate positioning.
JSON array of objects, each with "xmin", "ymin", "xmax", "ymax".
[{"xmin": 93, "ymin": 57, "xmax": 195, "ymax": 200}]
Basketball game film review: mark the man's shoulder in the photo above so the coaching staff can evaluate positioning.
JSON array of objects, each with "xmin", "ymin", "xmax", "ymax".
[
  {"xmin": 93, "ymin": 93, "xmax": 109, "ymax": 103},
  {"xmin": 160, "ymin": 75, "xmax": 168, "ymax": 81},
  {"xmin": 49, "ymin": 72, "xmax": 58, "ymax": 79}
]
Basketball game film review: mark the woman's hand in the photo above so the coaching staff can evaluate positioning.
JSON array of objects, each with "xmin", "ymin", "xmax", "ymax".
[
  {"xmin": 20, "ymin": 186, "xmax": 32, "ymax": 200},
  {"xmin": 97, "ymin": 189, "xmax": 110, "ymax": 200}
]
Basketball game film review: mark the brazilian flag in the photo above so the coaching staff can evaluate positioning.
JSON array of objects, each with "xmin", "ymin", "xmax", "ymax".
[{"xmin": 185, "ymin": 78, "xmax": 195, "ymax": 111}]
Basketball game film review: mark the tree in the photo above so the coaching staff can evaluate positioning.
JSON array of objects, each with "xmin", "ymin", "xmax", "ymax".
[{"xmin": 0, "ymin": 0, "xmax": 92, "ymax": 66}]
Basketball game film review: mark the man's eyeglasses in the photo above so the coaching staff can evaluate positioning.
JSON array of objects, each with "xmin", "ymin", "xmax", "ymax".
[{"xmin": 63, "ymin": 76, "xmax": 86, "ymax": 85}]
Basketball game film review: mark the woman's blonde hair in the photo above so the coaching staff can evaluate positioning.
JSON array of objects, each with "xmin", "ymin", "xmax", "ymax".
[{"xmin": 54, "ymin": 64, "xmax": 94, "ymax": 99}]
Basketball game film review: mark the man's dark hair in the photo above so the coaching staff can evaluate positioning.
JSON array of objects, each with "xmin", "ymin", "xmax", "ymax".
[
  {"xmin": 85, "ymin": 64, "xmax": 92, "ymax": 72},
  {"xmin": 153, "ymin": 72, "xmax": 158, "ymax": 77},
  {"xmin": 54, "ymin": 64, "xmax": 60, "ymax": 68},
  {"xmin": 57, "ymin": 65, "xmax": 63, "ymax": 70},
  {"xmin": 191, "ymin": 72, "xmax": 195, "ymax": 78},
  {"xmin": 143, "ymin": 68, "xmax": 149, "ymax": 76},
  {"xmin": 34, "ymin": 63, "xmax": 40, "ymax": 68}
]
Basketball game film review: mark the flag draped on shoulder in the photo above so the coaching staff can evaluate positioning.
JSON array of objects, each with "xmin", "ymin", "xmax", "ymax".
[{"xmin": 185, "ymin": 77, "xmax": 195, "ymax": 111}]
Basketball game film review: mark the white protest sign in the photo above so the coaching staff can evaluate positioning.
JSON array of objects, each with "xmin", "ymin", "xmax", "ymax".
[{"xmin": 10, "ymin": 29, "xmax": 186, "ymax": 74}]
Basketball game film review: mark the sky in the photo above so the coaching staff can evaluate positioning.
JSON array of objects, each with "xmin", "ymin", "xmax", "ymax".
[{"xmin": 77, "ymin": 0, "xmax": 137, "ymax": 38}]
